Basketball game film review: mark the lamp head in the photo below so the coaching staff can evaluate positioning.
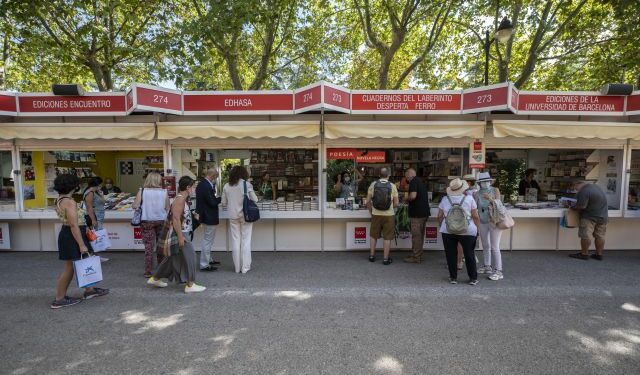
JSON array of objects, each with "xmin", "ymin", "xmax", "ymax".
[{"xmin": 494, "ymin": 17, "xmax": 514, "ymax": 43}]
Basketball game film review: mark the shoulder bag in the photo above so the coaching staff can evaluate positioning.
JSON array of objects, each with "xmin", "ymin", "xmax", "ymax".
[
  {"xmin": 243, "ymin": 180, "xmax": 260, "ymax": 222},
  {"xmin": 131, "ymin": 188, "xmax": 144, "ymax": 226}
]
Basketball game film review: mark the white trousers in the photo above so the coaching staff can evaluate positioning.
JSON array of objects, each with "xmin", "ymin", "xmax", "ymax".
[
  {"xmin": 479, "ymin": 223, "xmax": 503, "ymax": 271},
  {"xmin": 199, "ymin": 224, "xmax": 218, "ymax": 269},
  {"xmin": 229, "ymin": 217, "xmax": 253, "ymax": 273}
]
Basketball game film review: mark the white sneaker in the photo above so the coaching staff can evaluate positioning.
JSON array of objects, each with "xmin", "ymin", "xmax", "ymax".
[
  {"xmin": 100, "ymin": 256, "xmax": 109, "ymax": 263},
  {"xmin": 477, "ymin": 265, "xmax": 492, "ymax": 274},
  {"xmin": 488, "ymin": 271, "xmax": 504, "ymax": 281},
  {"xmin": 147, "ymin": 277, "xmax": 168, "ymax": 288},
  {"xmin": 185, "ymin": 283, "xmax": 206, "ymax": 293}
]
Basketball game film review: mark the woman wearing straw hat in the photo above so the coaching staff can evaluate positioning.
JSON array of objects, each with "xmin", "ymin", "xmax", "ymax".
[
  {"xmin": 437, "ymin": 178, "xmax": 481, "ymax": 285},
  {"xmin": 456, "ymin": 174, "xmax": 478, "ymax": 270},
  {"xmin": 475, "ymin": 172, "xmax": 504, "ymax": 280}
]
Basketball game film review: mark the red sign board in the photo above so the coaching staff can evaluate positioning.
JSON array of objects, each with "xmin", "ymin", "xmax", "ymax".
[
  {"xmin": 183, "ymin": 91, "xmax": 294, "ymax": 115},
  {"xmin": 517, "ymin": 92, "xmax": 625, "ymax": 115},
  {"xmin": 462, "ymin": 83, "xmax": 509, "ymax": 113},
  {"xmin": 133, "ymin": 227, "xmax": 142, "ymax": 240},
  {"xmin": 133, "ymin": 84, "xmax": 182, "ymax": 115},
  {"xmin": 17, "ymin": 93, "xmax": 127, "ymax": 116},
  {"xmin": 294, "ymin": 84, "xmax": 322, "ymax": 112},
  {"xmin": 355, "ymin": 227, "xmax": 367, "ymax": 239},
  {"xmin": 126, "ymin": 90, "xmax": 134, "ymax": 113},
  {"xmin": 0, "ymin": 92, "xmax": 17, "ymax": 115},
  {"xmin": 327, "ymin": 148, "xmax": 386, "ymax": 163},
  {"xmin": 509, "ymin": 86, "xmax": 519, "ymax": 112},
  {"xmin": 323, "ymin": 83, "xmax": 350, "ymax": 112},
  {"xmin": 425, "ymin": 226, "xmax": 437, "ymax": 239},
  {"xmin": 351, "ymin": 90, "xmax": 461, "ymax": 114},
  {"xmin": 627, "ymin": 93, "xmax": 640, "ymax": 115},
  {"xmin": 294, "ymin": 82, "xmax": 350, "ymax": 113}
]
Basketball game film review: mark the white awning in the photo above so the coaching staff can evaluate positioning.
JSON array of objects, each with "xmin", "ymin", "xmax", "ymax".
[
  {"xmin": 493, "ymin": 120, "xmax": 640, "ymax": 140},
  {"xmin": 0, "ymin": 122, "xmax": 155, "ymax": 140},
  {"xmin": 324, "ymin": 121, "xmax": 485, "ymax": 139},
  {"xmin": 157, "ymin": 121, "xmax": 319, "ymax": 140}
]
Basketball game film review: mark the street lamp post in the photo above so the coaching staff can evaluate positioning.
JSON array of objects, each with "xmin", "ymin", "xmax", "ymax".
[{"xmin": 483, "ymin": 17, "xmax": 514, "ymax": 86}]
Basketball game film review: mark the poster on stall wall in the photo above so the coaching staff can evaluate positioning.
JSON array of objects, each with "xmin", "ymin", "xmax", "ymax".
[
  {"xmin": 54, "ymin": 223, "xmax": 145, "ymax": 250},
  {"xmin": 469, "ymin": 140, "xmax": 485, "ymax": 169},
  {"xmin": 162, "ymin": 176, "xmax": 177, "ymax": 198},
  {"xmin": 0, "ymin": 223, "xmax": 11, "ymax": 249},
  {"xmin": 346, "ymin": 222, "xmax": 426, "ymax": 249}
]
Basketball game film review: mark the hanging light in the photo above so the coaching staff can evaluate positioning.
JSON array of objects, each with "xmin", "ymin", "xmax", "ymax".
[{"xmin": 494, "ymin": 17, "xmax": 514, "ymax": 43}]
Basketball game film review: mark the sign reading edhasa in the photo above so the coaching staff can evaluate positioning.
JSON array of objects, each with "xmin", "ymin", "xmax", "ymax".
[
  {"xmin": 131, "ymin": 83, "xmax": 182, "ymax": 115},
  {"xmin": 183, "ymin": 91, "xmax": 294, "ymax": 115},
  {"xmin": 294, "ymin": 82, "xmax": 350, "ymax": 113},
  {"xmin": 517, "ymin": 92, "xmax": 625, "ymax": 115},
  {"xmin": 351, "ymin": 90, "xmax": 461, "ymax": 114},
  {"xmin": 17, "ymin": 93, "xmax": 127, "ymax": 116},
  {"xmin": 0, "ymin": 92, "xmax": 17, "ymax": 116}
]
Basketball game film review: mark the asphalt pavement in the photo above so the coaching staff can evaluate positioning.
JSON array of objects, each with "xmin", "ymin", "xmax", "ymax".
[{"xmin": 1, "ymin": 250, "xmax": 639, "ymax": 375}]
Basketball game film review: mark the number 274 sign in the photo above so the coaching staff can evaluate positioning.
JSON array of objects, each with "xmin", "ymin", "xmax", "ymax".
[{"xmin": 469, "ymin": 140, "xmax": 485, "ymax": 169}]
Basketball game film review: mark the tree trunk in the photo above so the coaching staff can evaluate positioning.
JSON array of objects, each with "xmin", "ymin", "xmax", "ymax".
[
  {"xmin": 378, "ymin": 52, "xmax": 393, "ymax": 89},
  {"xmin": 1, "ymin": 33, "xmax": 8, "ymax": 90},
  {"xmin": 223, "ymin": 52, "xmax": 244, "ymax": 90},
  {"xmin": 86, "ymin": 60, "xmax": 107, "ymax": 91}
]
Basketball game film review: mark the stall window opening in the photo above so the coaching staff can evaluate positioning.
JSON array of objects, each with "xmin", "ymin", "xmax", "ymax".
[{"xmin": 0, "ymin": 151, "xmax": 15, "ymax": 211}]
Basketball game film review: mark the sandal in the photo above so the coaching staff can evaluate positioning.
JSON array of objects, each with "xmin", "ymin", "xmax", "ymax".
[{"xmin": 568, "ymin": 253, "xmax": 589, "ymax": 260}]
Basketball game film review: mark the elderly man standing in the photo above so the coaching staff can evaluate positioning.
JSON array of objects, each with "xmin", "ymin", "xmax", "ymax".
[
  {"xmin": 196, "ymin": 168, "xmax": 222, "ymax": 271},
  {"xmin": 569, "ymin": 181, "xmax": 608, "ymax": 261},
  {"xmin": 367, "ymin": 168, "xmax": 399, "ymax": 265},
  {"xmin": 403, "ymin": 168, "xmax": 429, "ymax": 263}
]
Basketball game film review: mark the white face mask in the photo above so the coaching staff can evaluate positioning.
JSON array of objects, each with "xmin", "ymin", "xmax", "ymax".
[
  {"xmin": 344, "ymin": 176, "xmax": 351, "ymax": 183},
  {"xmin": 480, "ymin": 181, "xmax": 491, "ymax": 189}
]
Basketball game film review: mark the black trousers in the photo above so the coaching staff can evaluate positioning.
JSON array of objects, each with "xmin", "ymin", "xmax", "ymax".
[{"xmin": 442, "ymin": 233, "xmax": 478, "ymax": 281}]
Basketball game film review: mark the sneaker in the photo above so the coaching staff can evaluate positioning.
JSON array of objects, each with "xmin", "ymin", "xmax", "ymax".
[
  {"xmin": 147, "ymin": 277, "xmax": 168, "ymax": 288},
  {"xmin": 100, "ymin": 256, "xmax": 109, "ymax": 263},
  {"xmin": 185, "ymin": 283, "xmax": 206, "ymax": 293},
  {"xmin": 477, "ymin": 265, "xmax": 492, "ymax": 274},
  {"xmin": 209, "ymin": 260, "xmax": 221, "ymax": 266},
  {"xmin": 84, "ymin": 287, "xmax": 110, "ymax": 300},
  {"xmin": 488, "ymin": 271, "xmax": 504, "ymax": 281},
  {"xmin": 590, "ymin": 254, "xmax": 603, "ymax": 261},
  {"xmin": 569, "ymin": 253, "xmax": 589, "ymax": 260},
  {"xmin": 368, "ymin": 256, "xmax": 376, "ymax": 262},
  {"xmin": 51, "ymin": 296, "xmax": 82, "ymax": 309},
  {"xmin": 403, "ymin": 256, "xmax": 421, "ymax": 263},
  {"xmin": 199, "ymin": 265, "xmax": 218, "ymax": 272},
  {"xmin": 383, "ymin": 258, "xmax": 393, "ymax": 265},
  {"xmin": 469, "ymin": 279, "xmax": 479, "ymax": 286},
  {"xmin": 449, "ymin": 278, "xmax": 457, "ymax": 284}
]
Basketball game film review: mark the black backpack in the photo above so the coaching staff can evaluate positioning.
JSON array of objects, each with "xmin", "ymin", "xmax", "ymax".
[{"xmin": 372, "ymin": 180, "xmax": 392, "ymax": 211}]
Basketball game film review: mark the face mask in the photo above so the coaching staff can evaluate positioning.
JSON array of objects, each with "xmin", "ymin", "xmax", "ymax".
[
  {"xmin": 480, "ymin": 182, "xmax": 491, "ymax": 189},
  {"xmin": 105, "ymin": 184, "xmax": 113, "ymax": 189},
  {"xmin": 344, "ymin": 176, "xmax": 351, "ymax": 183}
]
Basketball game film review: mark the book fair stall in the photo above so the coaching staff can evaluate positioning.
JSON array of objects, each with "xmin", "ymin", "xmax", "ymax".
[{"xmin": 0, "ymin": 81, "xmax": 639, "ymax": 252}]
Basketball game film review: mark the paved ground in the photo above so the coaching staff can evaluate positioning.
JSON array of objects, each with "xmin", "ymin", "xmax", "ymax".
[{"xmin": 1, "ymin": 250, "xmax": 639, "ymax": 375}]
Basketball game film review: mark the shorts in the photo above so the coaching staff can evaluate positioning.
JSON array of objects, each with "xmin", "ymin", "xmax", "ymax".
[
  {"xmin": 578, "ymin": 218, "xmax": 606, "ymax": 240},
  {"xmin": 371, "ymin": 215, "xmax": 395, "ymax": 241},
  {"xmin": 58, "ymin": 225, "xmax": 92, "ymax": 261}
]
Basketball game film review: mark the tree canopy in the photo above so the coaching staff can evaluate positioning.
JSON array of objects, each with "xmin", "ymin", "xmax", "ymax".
[{"xmin": 0, "ymin": 0, "xmax": 637, "ymax": 92}]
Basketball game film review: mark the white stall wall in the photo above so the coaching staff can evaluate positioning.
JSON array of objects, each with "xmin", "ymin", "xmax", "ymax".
[{"xmin": 597, "ymin": 149, "xmax": 623, "ymax": 209}]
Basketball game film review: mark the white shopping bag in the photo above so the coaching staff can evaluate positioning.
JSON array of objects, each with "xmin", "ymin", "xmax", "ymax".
[
  {"xmin": 73, "ymin": 254, "xmax": 103, "ymax": 288},
  {"xmin": 90, "ymin": 228, "xmax": 112, "ymax": 252}
]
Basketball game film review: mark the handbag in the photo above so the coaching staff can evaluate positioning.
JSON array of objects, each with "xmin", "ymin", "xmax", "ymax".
[
  {"xmin": 496, "ymin": 211, "xmax": 515, "ymax": 229},
  {"xmin": 90, "ymin": 228, "xmax": 111, "ymax": 252},
  {"xmin": 564, "ymin": 208, "xmax": 580, "ymax": 228},
  {"xmin": 85, "ymin": 228, "xmax": 98, "ymax": 241},
  {"xmin": 243, "ymin": 180, "xmax": 260, "ymax": 222},
  {"xmin": 73, "ymin": 254, "xmax": 103, "ymax": 288},
  {"xmin": 131, "ymin": 188, "xmax": 144, "ymax": 226}
]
